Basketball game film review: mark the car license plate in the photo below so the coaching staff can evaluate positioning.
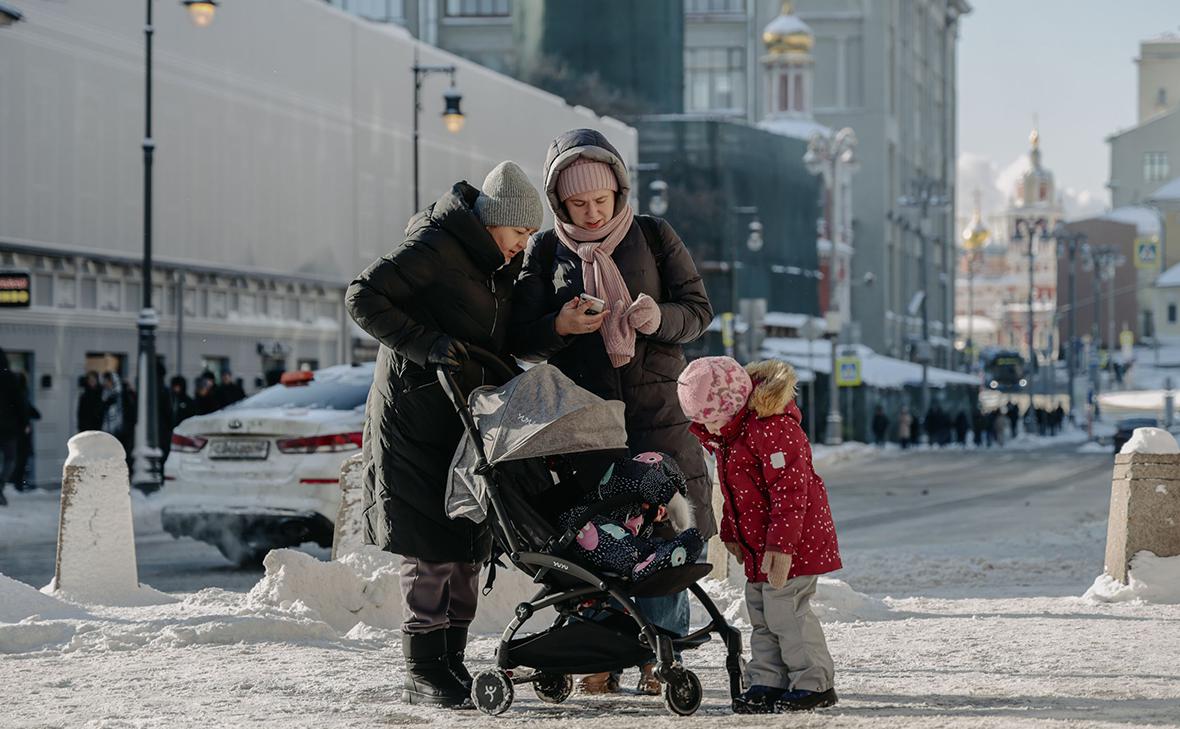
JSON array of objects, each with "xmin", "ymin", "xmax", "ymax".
[{"xmin": 209, "ymin": 439, "xmax": 270, "ymax": 460}]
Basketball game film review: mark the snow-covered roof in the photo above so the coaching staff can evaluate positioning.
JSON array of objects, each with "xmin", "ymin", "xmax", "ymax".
[
  {"xmin": 758, "ymin": 116, "xmax": 831, "ymax": 142},
  {"xmin": 760, "ymin": 337, "xmax": 979, "ymax": 389},
  {"xmin": 1149, "ymin": 176, "xmax": 1180, "ymax": 203},
  {"xmin": 762, "ymin": 312, "xmax": 828, "ymax": 331},
  {"xmin": 954, "ymin": 314, "xmax": 999, "ymax": 334},
  {"xmin": 1098, "ymin": 206, "xmax": 1162, "ymax": 235},
  {"xmin": 1156, "ymin": 262, "xmax": 1180, "ymax": 288}
]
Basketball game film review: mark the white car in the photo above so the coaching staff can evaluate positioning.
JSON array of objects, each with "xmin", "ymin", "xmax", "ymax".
[{"xmin": 161, "ymin": 363, "xmax": 374, "ymax": 566}]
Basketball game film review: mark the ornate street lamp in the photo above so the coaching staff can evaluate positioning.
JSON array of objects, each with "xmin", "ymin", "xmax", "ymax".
[
  {"xmin": 131, "ymin": 0, "xmax": 216, "ymax": 492},
  {"xmin": 412, "ymin": 54, "xmax": 464, "ymax": 210},
  {"xmin": 961, "ymin": 191, "xmax": 990, "ymax": 370},
  {"xmin": 1051, "ymin": 221, "xmax": 1088, "ymax": 420},
  {"xmin": 1012, "ymin": 217, "xmax": 1051, "ymax": 375}
]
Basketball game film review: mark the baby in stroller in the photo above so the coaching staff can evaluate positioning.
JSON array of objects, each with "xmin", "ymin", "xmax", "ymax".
[{"xmin": 557, "ymin": 452, "xmax": 704, "ymax": 581}]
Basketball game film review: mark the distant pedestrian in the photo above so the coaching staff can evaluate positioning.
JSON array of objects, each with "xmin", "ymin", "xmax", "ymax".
[
  {"xmin": 0, "ymin": 348, "xmax": 30, "ymax": 506},
  {"xmin": 871, "ymin": 405, "xmax": 889, "ymax": 446},
  {"xmin": 215, "ymin": 370, "xmax": 246, "ymax": 409},
  {"xmin": 971, "ymin": 406, "xmax": 985, "ymax": 447},
  {"xmin": 193, "ymin": 373, "xmax": 219, "ymax": 415},
  {"xmin": 1052, "ymin": 404, "xmax": 1065, "ymax": 435},
  {"xmin": 100, "ymin": 372, "xmax": 125, "ymax": 441},
  {"xmin": 1005, "ymin": 402, "xmax": 1019, "ymax": 438},
  {"xmin": 954, "ymin": 411, "xmax": 969, "ymax": 447},
  {"xmin": 897, "ymin": 405, "xmax": 913, "ymax": 449},
  {"xmin": 77, "ymin": 371, "xmax": 105, "ymax": 432},
  {"xmin": 12, "ymin": 372, "xmax": 40, "ymax": 491},
  {"xmin": 170, "ymin": 376, "xmax": 195, "ymax": 427},
  {"xmin": 993, "ymin": 409, "xmax": 1007, "ymax": 447}
]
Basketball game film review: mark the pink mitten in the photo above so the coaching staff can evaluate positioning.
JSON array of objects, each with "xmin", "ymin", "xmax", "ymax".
[{"xmin": 625, "ymin": 294, "xmax": 662, "ymax": 335}]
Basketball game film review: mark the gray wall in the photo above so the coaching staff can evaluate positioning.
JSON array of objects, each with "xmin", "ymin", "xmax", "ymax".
[
  {"xmin": 1109, "ymin": 110, "xmax": 1180, "ymax": 209},
  {"xmin": 0, "ymin": 0, "xmax": 635, "ymax": 485}
]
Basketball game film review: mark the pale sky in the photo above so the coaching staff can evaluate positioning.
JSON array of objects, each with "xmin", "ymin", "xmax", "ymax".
[{"xmin": 957, "ymin": 0, "xmax": 1180, "ymax": 219}]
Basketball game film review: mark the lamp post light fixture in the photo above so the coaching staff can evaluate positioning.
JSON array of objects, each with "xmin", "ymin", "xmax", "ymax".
[
  {"xmin": 1051, "ymin": 222, "xmax": 1088, "ymax": 421},
  {"xmin": 0, "ymin": 1, "xmax": 24, "ymax": 26},
  {"xmin": 1012, "ymin": 216, "xmax": 1051, "ymax": 377},
  {"xmin": 647, "ymin": 179, "xmax": 669, "ymax": 216},
  {"xmin": 181, "ymin": 0, "xmax": 218, "ymax": 27},
  {"xmin": 412, "ymin": 54, "xmax": 463, "ymax": 211},
  {"xmin": 131, "ymin": 0, "xmax": 216, "ymax": 492}
]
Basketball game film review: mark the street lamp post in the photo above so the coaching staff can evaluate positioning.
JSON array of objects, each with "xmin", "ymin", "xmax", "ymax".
[
  {"xmin": 411, "ymin": 52, "xmax": 464, "ymax": 211},
  {"xmin": 131, "ymin": 0, "xmax": 218, "ymax": 492},
  {"xmin": 961, "ymin": 192, "xmax": 990, "ymax": 370},
  {"xmin": 1052, "ymin": 224, "xmax": 1088, "ymax": 420},
  {"xmin": 1085, "ymin": 245, "xmax": 1126, "ymax": 408},
  {"xmin": 805, "ymin": 129, "xmax": 859, "ymax": 446},
  {"xmin": 896, "ymin": 173, "xmax": 950, "ymax": 427},
  {"xmin": 1012, "ymin": 217, "xmax": 1050, "ymax": 380}
]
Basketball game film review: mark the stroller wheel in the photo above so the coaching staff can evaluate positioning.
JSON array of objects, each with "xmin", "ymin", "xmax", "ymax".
[
  {"xmin": 533, "ymin": 673, "xmax": 573, "ymax": 704},
  {"xmin": 663, "ymin": 667, "xmax": 703, "ymax": 717},
  {"xmin": 471, "ymin": 669, "xmax": 514, "ymax": 716}
]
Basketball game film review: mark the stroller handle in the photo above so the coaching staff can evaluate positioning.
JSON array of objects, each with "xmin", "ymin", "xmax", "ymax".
[{"xmin": 462, "ymin": 343, "xmax": 518, "ymax": 384}]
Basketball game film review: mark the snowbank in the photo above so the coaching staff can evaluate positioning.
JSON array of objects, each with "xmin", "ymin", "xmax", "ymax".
[
  {"xmin": 248, "ymin": 547, "xmax": 402, "ymax": 633},
  {"xmin": 1120, "ymin": 427, "xmax": 1180, "ymax": 455},
  {"xmin": 0, "ymin": 572, "xmax": 89, "ymax": 624},
  {"xmin": 1084, "ymin": 551, "xmax": 1180, "ymax": 604},
  {"xmin": 691, "ymin": 575, "xmax": 891, "ymax": 627},
  {"xmin": 1077, "ymin": 441, "xmax": 1110, "ymax": 454}
]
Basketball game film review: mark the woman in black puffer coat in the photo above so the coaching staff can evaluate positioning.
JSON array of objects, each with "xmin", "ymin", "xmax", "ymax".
[{"xmin": 346, "ymin": 161, "xmax": 542, "ymax": 709}]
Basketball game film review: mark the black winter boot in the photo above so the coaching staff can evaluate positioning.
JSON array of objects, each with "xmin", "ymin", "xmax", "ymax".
[
  {"xmin": 401, "ymin": 631, "xmax": 473, "ymax": 708},
  {"xmin": 444, "ymin": 627, "xmax": 474, "ymax": 693}
]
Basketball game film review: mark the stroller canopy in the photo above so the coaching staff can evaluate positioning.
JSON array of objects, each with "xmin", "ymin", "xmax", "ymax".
[{"xmin": 446, "ymin": 363, "xmax": 628, "ymax": 523}]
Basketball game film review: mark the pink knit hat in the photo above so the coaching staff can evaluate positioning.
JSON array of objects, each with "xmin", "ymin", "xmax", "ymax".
[
  {"xmin": 677, "ymin": 356, "xmax": 752, "ymax": 425},
  {"xmin": 556, "ymin": 158, "xmax": 618, "ymax": 202}
]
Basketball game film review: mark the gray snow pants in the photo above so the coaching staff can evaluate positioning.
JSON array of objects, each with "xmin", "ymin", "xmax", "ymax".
[
  {"xmin": 745, "ymin": 575, "xmax": 835, "ymax": 692},
  {"xmin": 399, "ymin": 556, "xmax": 480, "ymax": 634}
]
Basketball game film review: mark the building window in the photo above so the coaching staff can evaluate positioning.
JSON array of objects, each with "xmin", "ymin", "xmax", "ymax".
[
  {"xmin": 685, "ymin": 0, "xmax": 744, "ymax": 15},
  {"xmin": 1169, "ymin": 302, "xmax": 1177, "ymax": 324},
  {"xmin": 685, "ymin": 47, "xmax": 745, "ymax": 113},
  {"xmin": 1145, "ymin": 152, "xmax": 1170, "ymax": 183},
  {"xmin": 445, "ymin": 0, "xmax": 508, "ymax": 17}
]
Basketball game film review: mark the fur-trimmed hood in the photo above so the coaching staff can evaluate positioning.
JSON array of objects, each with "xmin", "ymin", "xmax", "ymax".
[{"xmin": 745, "ymin": 359, "xmax": 799, "ymax": 418}]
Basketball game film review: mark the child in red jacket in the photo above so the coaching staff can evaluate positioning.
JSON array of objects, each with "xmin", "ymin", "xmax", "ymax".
[{"xmin": 678, "ymin": 356, "xmax": 841, "ymax": 714}]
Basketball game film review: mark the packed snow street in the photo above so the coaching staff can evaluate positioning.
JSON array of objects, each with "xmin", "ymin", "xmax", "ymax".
[{"xmin": 4, "ymin": 444, "xmax": 1180, "ymax": 728}]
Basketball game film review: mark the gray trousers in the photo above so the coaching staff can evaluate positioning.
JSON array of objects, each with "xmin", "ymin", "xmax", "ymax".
[
  {"xmin": 745, "ymin": 575, "xmax": 834, "ymax": 692},
  {"xmin": 399, "ymin": 556, "xmax": 480, "ymax": 634}
]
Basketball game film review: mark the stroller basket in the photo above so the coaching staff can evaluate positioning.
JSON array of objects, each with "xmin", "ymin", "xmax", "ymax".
[{"xmin": 504, "ymin": 613, "xmax": 711, "ymax": 675}]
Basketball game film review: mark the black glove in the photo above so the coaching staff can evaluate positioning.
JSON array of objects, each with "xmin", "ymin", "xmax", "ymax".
[{"xmin": 426, "ymin": 335, "xmax": 469, "ymax": 370}]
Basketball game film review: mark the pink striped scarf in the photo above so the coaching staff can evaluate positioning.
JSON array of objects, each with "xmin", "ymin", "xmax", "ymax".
[{"xmin": 555, "ymin": 203, "xmax": 638, "ymax": 368}]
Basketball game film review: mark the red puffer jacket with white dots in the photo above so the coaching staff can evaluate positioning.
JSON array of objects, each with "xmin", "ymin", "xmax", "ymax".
[{"xmin": 690, "ymin": 360, "xmax": 842, "ymax": 584}]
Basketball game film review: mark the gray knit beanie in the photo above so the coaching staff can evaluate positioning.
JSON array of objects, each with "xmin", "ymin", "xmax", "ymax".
[{"xmin": 474, "ymin": 161, "xmax": 544, "ymax": 230}]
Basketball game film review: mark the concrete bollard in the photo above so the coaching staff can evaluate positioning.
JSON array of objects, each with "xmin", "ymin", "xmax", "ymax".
[
  {"xmin": 46, "ymin": 431, "xmax": 171, "ymax": 605},
  {"xmin": 331, "ymin": 452, "xmax": 366, "ymax": 561},
  {"xmin": 1105, "ymin": 449, "xmax": 1180, "ymax": 583}
]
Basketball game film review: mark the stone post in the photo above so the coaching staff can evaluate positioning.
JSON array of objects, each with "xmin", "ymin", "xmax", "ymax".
[
  {"xmin": 49, "ymin": 431, "xmax": 171, "ymax": 605},
  {"xmin": 331, "ymin": 452, "xmax": 366, "ymax": 561},
  {"xmin": 1105, "ymin": 451, "xmax": 1180, "ymax": 583}
]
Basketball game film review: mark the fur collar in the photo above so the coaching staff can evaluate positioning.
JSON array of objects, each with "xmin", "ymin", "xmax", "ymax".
[{"xmin": 745, "ymin": 359, "xmax": 799, "ymax": 418}]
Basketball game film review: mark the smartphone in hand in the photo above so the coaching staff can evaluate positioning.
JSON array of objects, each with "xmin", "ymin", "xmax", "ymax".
[{"xmin": 578, "ymin": 293, "xmax": 606, "ymax": 316}]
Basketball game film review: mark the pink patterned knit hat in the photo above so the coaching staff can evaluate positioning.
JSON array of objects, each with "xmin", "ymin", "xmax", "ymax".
[
  {"xmin": 556, "ymin": 158, "xmax": 618, "ymax": 202},
  {"xmin": 677, "ymin": 356, "xmax": 752, "ymax": 425}
]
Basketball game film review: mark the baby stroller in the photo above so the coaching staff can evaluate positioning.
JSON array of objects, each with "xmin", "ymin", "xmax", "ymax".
[{"xmin": 441, "ymin": 347, "xmax": 743, "ymax": 717}]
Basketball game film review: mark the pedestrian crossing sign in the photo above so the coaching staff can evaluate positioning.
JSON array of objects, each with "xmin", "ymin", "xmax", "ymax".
[
  {"xmin": 836, "ymin": 356, "xmax": 862, "ymax": 387},
  {"xmin": 1135, "ymin": 237, "xmax": 1160, "ymax": 270}
]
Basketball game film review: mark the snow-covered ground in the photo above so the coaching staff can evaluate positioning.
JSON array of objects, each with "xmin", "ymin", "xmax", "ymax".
[{"xmin": 3, "ymin": 447, "xmax": 1179, "ymax": 728}]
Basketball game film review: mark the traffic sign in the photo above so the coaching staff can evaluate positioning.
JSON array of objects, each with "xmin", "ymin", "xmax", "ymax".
[
  {"xmin": 1135, "ymin": 237, "xmax": 1160, "ymax": 270},
  {"xmin": 835, "ymin": 356, "xmax": 862, "ymax": 387}
]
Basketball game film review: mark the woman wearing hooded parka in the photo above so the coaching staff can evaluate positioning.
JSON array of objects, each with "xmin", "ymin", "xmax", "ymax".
[
  {"xmin": 347, "ymin": 161, "xmax": 543, "ymax": 709},
  {"xmin": 509, "ymin": 129, "xmax": 714, "ymax": 694}
]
